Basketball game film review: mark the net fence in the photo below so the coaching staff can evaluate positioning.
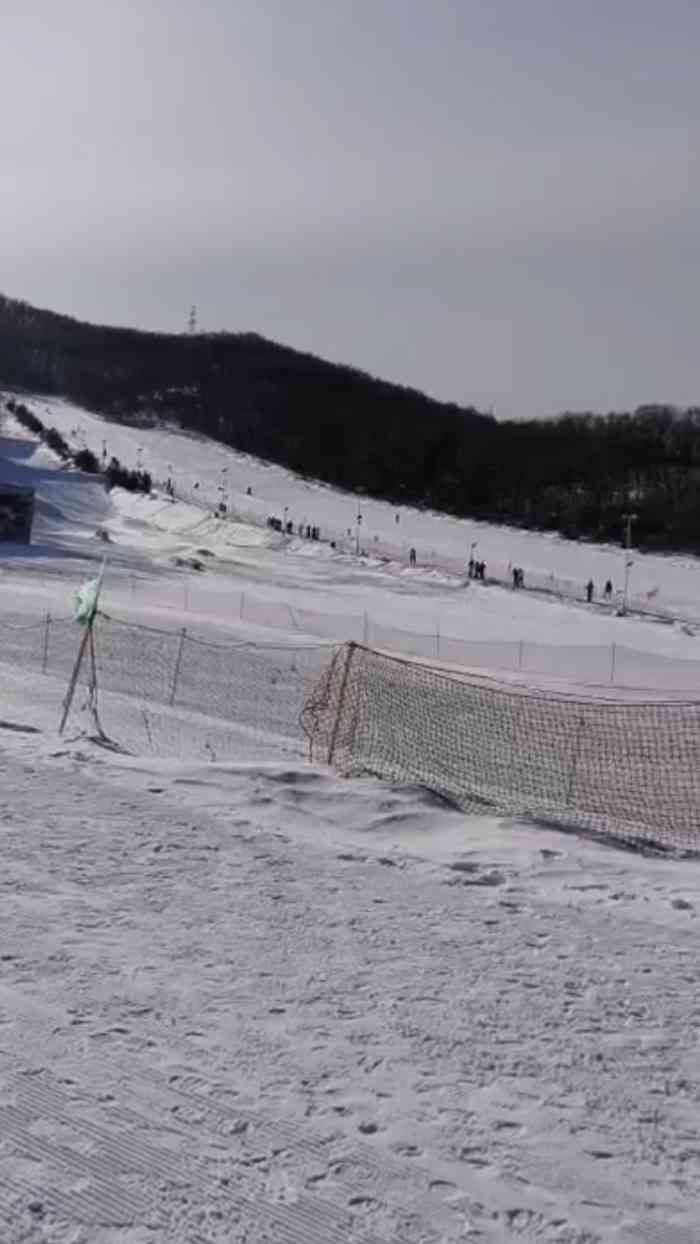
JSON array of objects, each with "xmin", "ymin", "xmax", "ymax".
[
  {"xmin": 0, "ymin": 610, "xmax": 334, "ymax": 762},
  {"xmin": 301, "ymin": 643, "xmax": 700, "ymax": 852},
  {"xmin": 4, "ymin": 607, "xmax": 700, "ymax": 851},
  {"xmin": 4, "ymin": 567, "xmax": 700, "ymax": 690}
]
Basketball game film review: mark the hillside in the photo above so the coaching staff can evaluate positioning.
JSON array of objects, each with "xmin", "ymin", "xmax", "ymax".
[
  {"xmin": 2, "ymin": 294, "xmax": 700, "ymax": 550},
  {"xmin": 0, "ymin": 293, "xmax": 493, "ymax": 509}
]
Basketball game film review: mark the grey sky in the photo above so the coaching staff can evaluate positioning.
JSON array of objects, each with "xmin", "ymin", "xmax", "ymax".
[{"xmin": 2, "ymin": 0, "xmax": 698, "ymax": 418}]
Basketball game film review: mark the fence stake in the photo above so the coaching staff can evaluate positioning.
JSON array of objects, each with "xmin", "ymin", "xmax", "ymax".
[
  {"xmin": 436, "ymin": 622, "xmax": 441, "ymax": 660},
  {"xmin": 609, "ymin": 641, "xmax": 616, "ymax": 684},
  {"xmin": 517, "ymin": 639, "xmax": 524, "ymax": 671},
  {"xmin": 42, "ymin": 611, "xmax": 51, "ymax": 674},
  {"xmin": 328, "ymin": 642, "xmax": 356, "ymax": 766},
  {"xmin": 363, "ymin": 611, "xmax": 369, "ymax": 645},
  {"xmin": 169, "ymin": 627, "xmax": 187, "ymax": 706},
  {"xmin": 240, "ymin": 591, "xmax": 245, "ymax": 620}
]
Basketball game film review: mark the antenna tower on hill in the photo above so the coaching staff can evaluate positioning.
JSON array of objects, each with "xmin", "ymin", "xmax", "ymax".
[{"xmin": 188, "ymin": 305, "xmax": 197, "ymax": 334}]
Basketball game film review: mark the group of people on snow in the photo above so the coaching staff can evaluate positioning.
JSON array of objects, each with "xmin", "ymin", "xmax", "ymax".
[
  {"xmin": 586, "ymin": 578, "xmax": 614, "ymax": 603},
  {"xmin": 266, "ymin": 515, "xmax": 296, "ymax": 535},
  {"xmin": 301, "ymin": 523, "xmax": 320, "ymax": 540},
  {"xmin": 468, "ymin": 557, "xmax": 486, "ymax": 580}
]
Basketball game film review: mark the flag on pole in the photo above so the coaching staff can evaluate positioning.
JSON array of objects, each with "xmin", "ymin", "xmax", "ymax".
[{"xmin": 72, "ymin": 559, "xmax": 106, "ymax": 626}]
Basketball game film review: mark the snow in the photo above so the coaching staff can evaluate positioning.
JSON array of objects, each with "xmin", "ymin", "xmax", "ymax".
[{"xmin": 0, "ymin": 393, "xmax": 699, "ymax": 1242}]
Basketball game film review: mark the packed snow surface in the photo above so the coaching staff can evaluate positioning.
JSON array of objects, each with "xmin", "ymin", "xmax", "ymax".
[{"xmin": 0, "ymin": 394, "xmax": 699, "ymax": 1242}]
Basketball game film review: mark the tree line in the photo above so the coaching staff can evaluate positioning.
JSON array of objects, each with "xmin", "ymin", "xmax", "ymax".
[
  {"xmin": 1, "ymin": 294, "xmax": 699, "ymax": 550},
  {"xmin": 5, "ymin": 398, "xmax": 152, "ymax": 493}
]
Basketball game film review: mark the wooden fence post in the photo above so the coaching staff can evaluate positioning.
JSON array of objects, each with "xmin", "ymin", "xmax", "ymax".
[
  {"xmin": 328, "ymin": 643, "xmax": 356, "ymax": 766},
  {"xmin": 59, "ymin": 622, "xmax": 91, "ymax": 735}
]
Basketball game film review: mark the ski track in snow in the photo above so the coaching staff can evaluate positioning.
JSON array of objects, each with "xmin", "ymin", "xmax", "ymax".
[{"xmin": 0, "ymin": 742, "xmax": 699, "ymax": 1243}]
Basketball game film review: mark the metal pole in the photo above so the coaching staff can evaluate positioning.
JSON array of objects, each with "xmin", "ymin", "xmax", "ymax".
[
  {"xmin": 517, "ymin": 639, "xmax": 524, "ymax": 671},
  {"xmin": 621, "ymin": 513, "xmax": 636, "ymax": 615},
  {"xmin": 609, "ymin": 641, "xmax": 616, "ymax": 684},
  {"xmin": 169, "ymin": 627, "xmax": 187, "ymax": 707}
]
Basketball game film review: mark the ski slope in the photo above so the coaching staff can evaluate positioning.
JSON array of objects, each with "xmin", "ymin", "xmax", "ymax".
[
  {"xmin": 1, "ymin": 393, "xmax": 700, "ymax": 1243},
  {"xmin": 2, "ymin": 390, "xmax": 700, "ymax": 687},
  {"xmin": 25, "ymin": 391, "xmax": 700, "ymax": 609}
]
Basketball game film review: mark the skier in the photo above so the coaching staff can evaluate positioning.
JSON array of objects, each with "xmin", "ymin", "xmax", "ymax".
[
  {"xmin": 409, "ymin": 547, "xmax": 417, "ymax": 567},
  {"xmin": 468, "ymin": 557, "xmax": 475, "ymax": 579},
  {"xmin": 604, "ymin": 579, "xmax": 613, "ymax": 601},
  {"xmin": 586, "ymin": 578, "xmax": 594, "ymax": 604}
]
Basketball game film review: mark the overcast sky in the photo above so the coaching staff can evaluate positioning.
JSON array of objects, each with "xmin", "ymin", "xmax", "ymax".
[{"xmin": 2, "ymin": 0, "xmax": 698, "ymax": 419}]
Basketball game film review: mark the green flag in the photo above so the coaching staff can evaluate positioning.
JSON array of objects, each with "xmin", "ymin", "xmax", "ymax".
[{"xmin": 72, "ymin": 559, "xmax": 106, "ymax": 626}]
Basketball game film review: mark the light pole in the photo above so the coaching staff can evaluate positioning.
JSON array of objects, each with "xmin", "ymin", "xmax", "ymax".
[{"xmin": 621, "ymin": 512, "xmax": 637, "ymax": 615}]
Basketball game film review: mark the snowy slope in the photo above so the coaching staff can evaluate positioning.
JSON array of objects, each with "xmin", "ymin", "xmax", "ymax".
[
  {"xmin": 0, "ymin": 676, "xmax": 698, "ymax": 1244},
  {"xmin": 0, "ymin": 401, "xmax": 699, "ymax": 1243},
  {"xmin": 3, "ymin": 391, "xmax": 700, "ymax": 690},
  {"xmin": 24, "ymin": 390, "xmax": 700, "ymax": 614}
]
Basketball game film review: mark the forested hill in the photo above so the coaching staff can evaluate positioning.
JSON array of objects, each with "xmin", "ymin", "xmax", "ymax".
[
  {"xmin": 2, "ymin": 293, "xmax": 700, "ymax": 551},
  {"xmin": 0, "ymin": 294, "xmax": 493, "ymax": 504}
]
